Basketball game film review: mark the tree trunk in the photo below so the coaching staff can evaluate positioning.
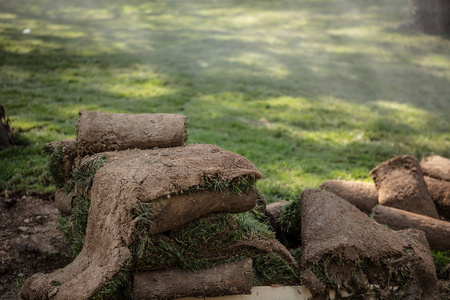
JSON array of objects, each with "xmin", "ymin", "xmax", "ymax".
[
  {"xmin": 0, "ymin": 105, "xmax": 13, "ymax": 150},
  {"xmin": 412, "ymin": 0, "xmax": 450, "ymax": 34}
]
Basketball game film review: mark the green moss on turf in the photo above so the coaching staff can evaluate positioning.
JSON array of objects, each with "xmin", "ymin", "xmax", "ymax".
[
  {"xmin": 252, "ymin": 252, "xmax": 298, "ymax": 286},
  {"xmin": 174, "ymin": 214, "xmax": 237, "ymax": 254}
]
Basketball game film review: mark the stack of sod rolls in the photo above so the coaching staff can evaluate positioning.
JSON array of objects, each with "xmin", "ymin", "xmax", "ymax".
[{"xmin": 22, "ymin": 111, "xmax": 299, "ymax": 300}]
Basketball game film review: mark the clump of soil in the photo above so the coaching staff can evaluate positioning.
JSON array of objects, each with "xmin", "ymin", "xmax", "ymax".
[{"xmin": 0, "ymin": 195, "xmax": 71, "ymax": 300}]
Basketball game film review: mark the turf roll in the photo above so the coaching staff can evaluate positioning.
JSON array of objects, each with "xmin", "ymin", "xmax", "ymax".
[{"xmin": 76, "ymin": 110, "xmax": 188, "ymax": 157}]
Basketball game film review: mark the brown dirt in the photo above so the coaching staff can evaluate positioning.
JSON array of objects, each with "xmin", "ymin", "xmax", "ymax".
[
  {"xmin": 300, "ymin": 189, "xmax": 439, "ymax": 299},
  {"xmin": 21, "ymin": 144, "xmax": 262, "ymax": 300},
  {"xmin": 0, "ymin": 195, "xmax": 72, "ymax": 300},
  {"xmin": 424, "ymin": 176, "xmax": 450, "ymax": 221},
  {"xmin": 76, "ymin": 110, "xmax": 188, "ymax": 157},
  {"xmin": 421, "ymin": 155, "xmax": 450, "ymax": 182},
  {"xmin": 370, "ymin": 155, "xmax": 439, "ymax": 219},
  {"xmin": 319, "ymin": 180, "xmax": 378, "ymax": 213},
  {"xmin": 131, "ymin": 259, "xmax": 253, "ymax": 299}
]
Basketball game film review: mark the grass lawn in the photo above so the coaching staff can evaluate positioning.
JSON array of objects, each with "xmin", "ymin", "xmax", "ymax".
[{"xmin": 1, "ymin": 0, "xmax": 450, "ymax": 201}]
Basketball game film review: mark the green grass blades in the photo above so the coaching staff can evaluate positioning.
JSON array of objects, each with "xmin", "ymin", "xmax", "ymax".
[
  {"xmin": 47, "ymin": 144, "xmax": 67, "ymax": 189},
  {"xmin": 233, "ymin": 211, "xmax": 275, "ymax": 241},
  {"xmin": 186, "ymin": 174, "xmax": 257, "ymax": 196},
  {"xmin": 91, "ymin": 262, "xmax": 133, "ymax": 300},
  {"xmin": 56, "ymin": 155, "xmax": 106, "ymax": 255},
  {"xmin": 432, "ymin": 249, "xmax": 450, "ymax": 276},
  {"xmin": 278, "ymin": 198, "xmax": 301, "ymax": 233},
  {"xmin": 1, "ymin": 0, "xmax": 450, "ymax": 201},
  {"xmin": 173, "ymin": 214, "xmax": 238, "ymax": 254},
  {"xmin": 57, "ymin": 196, "xmax": 89, "ymax": 256},
  {"xmin": 252, "ymin": 253, "xmax": 298, "ymax": 286}
]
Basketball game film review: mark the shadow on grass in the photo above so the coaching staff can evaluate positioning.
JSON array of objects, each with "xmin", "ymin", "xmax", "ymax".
[{"xmin": 2, "ymin": 0, "xmax": 450, "ymax": 110}]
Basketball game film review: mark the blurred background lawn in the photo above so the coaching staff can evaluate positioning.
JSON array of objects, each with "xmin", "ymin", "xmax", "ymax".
[{"xmin": 1, "ymin": 0, "xmax": 449, "ymax": 201}]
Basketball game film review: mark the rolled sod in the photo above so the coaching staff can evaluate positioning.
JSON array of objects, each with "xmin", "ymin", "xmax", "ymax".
[
  {"xmin": 373, "ymin": 205, "xmax": 450, "ymax": 251},
  {"xmin": 319, "ymin": 180, "xmax": 378, "ymax": 213},
  {"xmin": 424, "ymin": 176, "xmax": 450, "ymax": 221},
  {"xmin": 421, "ymin": 155, "xmax": 450, "ymax": 182},
  {"xmin": 131, "ymin": 259, "xmax": 253, "ymax": 299},
  {"xmin": 370, "ymin": 155, "xmax": 439, "ymax": 219},
  {"xmin": 76, "ymin": 110, "xmax": 188, "ymax": 157}
]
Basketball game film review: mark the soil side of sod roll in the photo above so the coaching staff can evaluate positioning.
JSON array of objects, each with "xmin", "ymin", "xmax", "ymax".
[
  {"xmin": 76, "ymin": 110, "xmax": 188, "ymax": 157},
  {"xmin": 131, "ymin": 259, "xmax": 253, "ymax": 299},
  {"xmin": 373, "ymin": 205, "xmax": 450, "ymax": 251},
  {"xmin": 370, "ymin": 155, "xmax": 439, "ymax": 219},
  {"xmin": 421, "ymin": 155, "xmax": 450, "ymax": 182},
  {"xmin": 424, "ymin": 176, "xmax": 450, "ymax": 221},
  {"xmin": 54, "ymin": 188, "xmax": 74, "ymax": 215},
  {"xmin": 319, "ymin": 180, "xmax": 378, "ymax": 213}
]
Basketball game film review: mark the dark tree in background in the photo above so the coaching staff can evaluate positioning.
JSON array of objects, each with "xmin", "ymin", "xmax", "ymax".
[
  {"xmin": 412, "ymin": 0, "xmax": 450, "ymax": 34},
  {"xmin": 0, "ymin": 105, "xmax": 13, "ymax": 150}
]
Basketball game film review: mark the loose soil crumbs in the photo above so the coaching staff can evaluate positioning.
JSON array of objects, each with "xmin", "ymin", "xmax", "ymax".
[{"xmin": 0, "ymin": 195, "xmax": 72, "ymax": 300}]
